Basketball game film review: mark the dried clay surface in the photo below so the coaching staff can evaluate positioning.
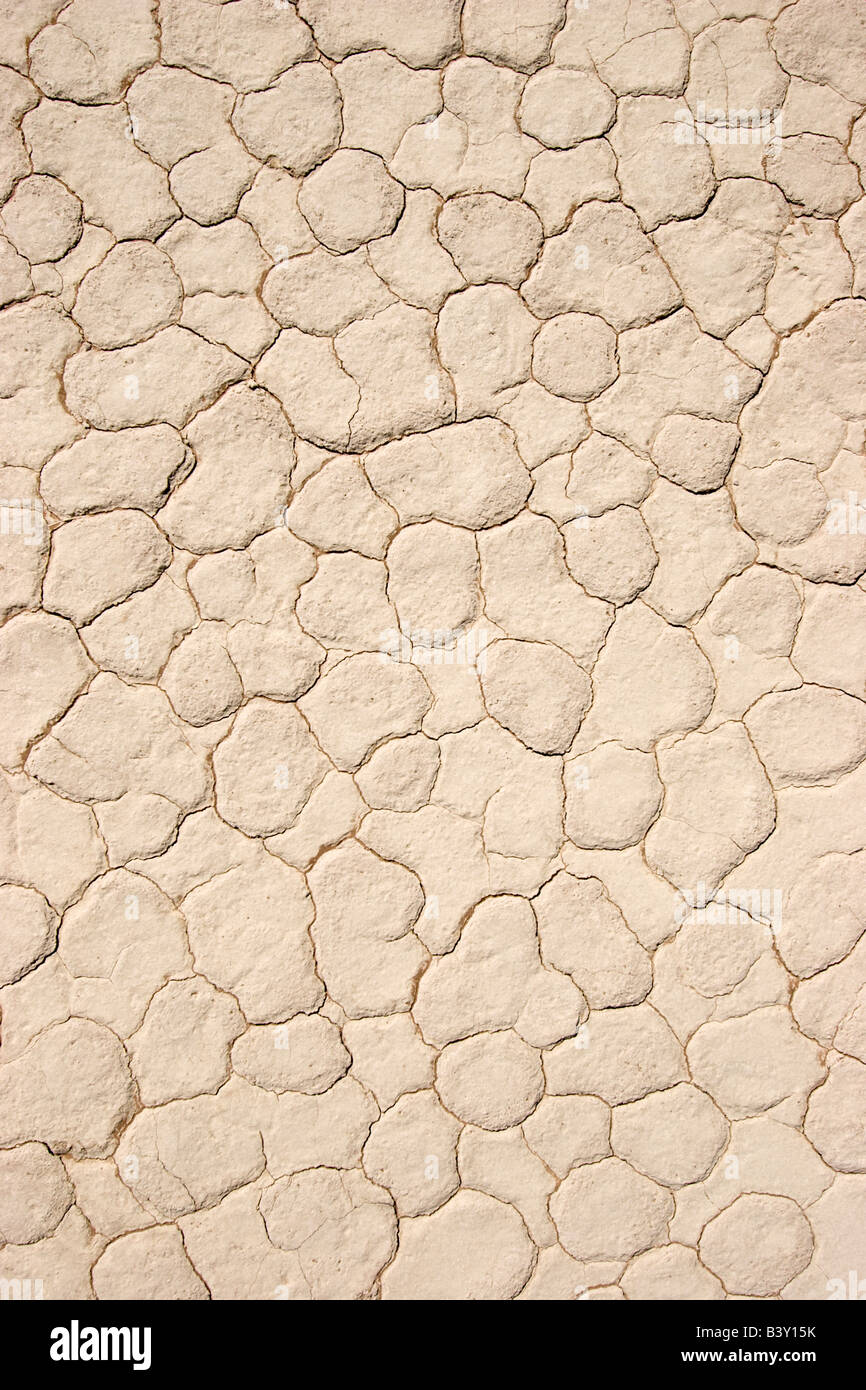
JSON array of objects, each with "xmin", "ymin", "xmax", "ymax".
[{"xmin": 1, "ymin": 0, "xmax": 866, "ymax": 1303}]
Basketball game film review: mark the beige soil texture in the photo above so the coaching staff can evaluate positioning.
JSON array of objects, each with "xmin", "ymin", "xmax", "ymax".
[{"xmin": 1, "ymin": 0, "xmax": 866, "ymax": 1303}]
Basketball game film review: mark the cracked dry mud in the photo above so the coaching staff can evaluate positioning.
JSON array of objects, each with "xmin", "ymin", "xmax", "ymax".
[{"xmin": 1, "ymin": 0, "xmax": 865, "ymax": 1305}]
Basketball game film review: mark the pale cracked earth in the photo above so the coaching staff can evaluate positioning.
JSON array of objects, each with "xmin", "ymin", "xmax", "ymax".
[{"xmin": 1, "ymin": 0, "xmax": 866, "ymax": 1306}]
